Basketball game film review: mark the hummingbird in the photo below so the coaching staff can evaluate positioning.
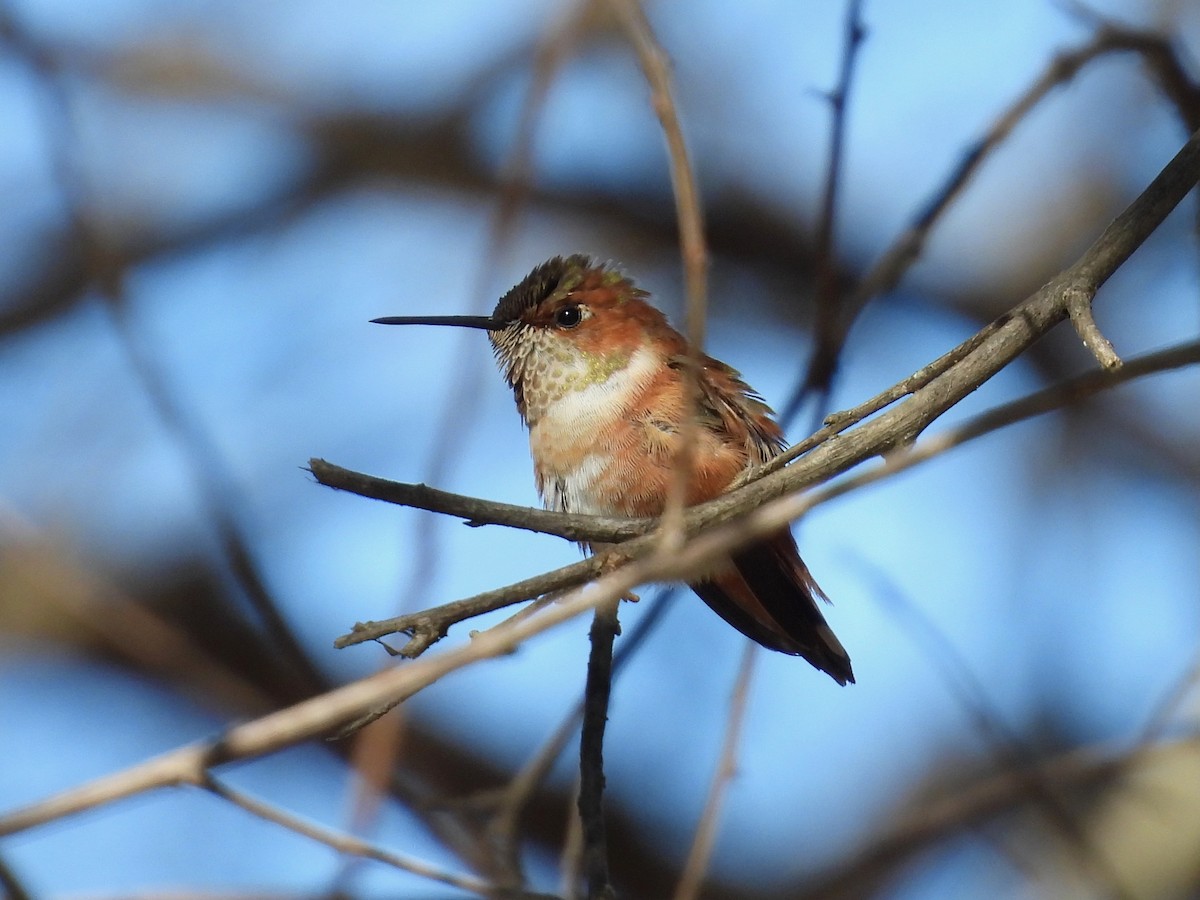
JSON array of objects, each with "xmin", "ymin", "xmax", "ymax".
[{"xmin": 374, "ymin": 255, "xmax": 853, "ymax": 684}]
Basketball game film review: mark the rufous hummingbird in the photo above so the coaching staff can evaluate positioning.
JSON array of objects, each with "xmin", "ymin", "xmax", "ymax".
[{"xmin": 374, "ymin": 255, "xmax": 853, "ymax": 684}]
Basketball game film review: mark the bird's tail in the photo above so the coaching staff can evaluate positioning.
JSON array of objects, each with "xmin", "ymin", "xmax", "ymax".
[{"xmin": 690, "ymin": 530, "xmax": 854, "ymax": 685}]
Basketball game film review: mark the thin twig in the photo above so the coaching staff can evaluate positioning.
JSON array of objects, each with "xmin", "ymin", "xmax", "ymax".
[
  {"xmin": 334, "ymin": 553, "xmax": 607, "ymax": 652},
  {"xmin": 487, "ymin": 587, "xmax": 680, "ymax": 870},
  {"xmin": 201, "ymin": 774, "xmax": 495, "ymax": 897},
  {"xmin": 0, "ymin": 3, "xmax": 325, "ymax": 696},
  {"xmin": 578, "ymin": 598, "xmax": 621, "ymax": 899},
  {"xmin": 860, "ymin": 561, "xmax": 1133, "ymax": 898},
  {"xmin": 673, "ymin": 643, "xmax": 758, "ymax": 900},
  {"xmin": 1066, "ymin": 286, "xmax": 1123, "ymax": 369},
  {"xmin": 760, "ymin": 316, "xmax": 1005, "ymax": 478},
  {"xmin": 609, "ymin": 0, "xmax": 709, "ymax": 546},
  {"xmin": 310, "ymin": 459, "xmax": 650, "ymax": 542},
  {"xmin": 789, "ymin": 0, "xmax": 868, "ymax": 415},
  {"xmin": 811, "ymin": 24, "xmax": 1200, "ymax": 394}
]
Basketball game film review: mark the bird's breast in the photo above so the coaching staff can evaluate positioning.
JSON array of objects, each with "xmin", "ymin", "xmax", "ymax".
[{"xmin": 527, "ymin": 347, "xmax": 661, "ymax": 515}]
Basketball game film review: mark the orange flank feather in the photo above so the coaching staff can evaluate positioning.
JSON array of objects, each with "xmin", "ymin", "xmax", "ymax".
[
  {"xmin": 376, "ymin": 255, "xmax": 854, "ymax": 684},
  {"xmin": 491, "ymin": 257, "xmax": 854, "ymax": 684}
]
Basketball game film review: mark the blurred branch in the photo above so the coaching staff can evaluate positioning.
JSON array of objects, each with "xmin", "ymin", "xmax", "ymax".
[
  {"xmin": 861, "ymin": 561, "xmax": 1131, "ymax": 896},
  {"xmin": 1065, "ymin": 7, "xmax": 1200, "ymax": 131},
  {"xmin": 791, "ymin": 0, "xmax": 867, "ymax": 414},
  {"xmin": 0, "ymin": 20, "xmax": 557, "ymax": 879},
  {"xmin": 0, "ymin": 49, "xmax": 805, "ymax": 342},
  {"xmin": 812, "ymin": 20, "xmax": 1200, "ymax": 391},
  {"xmin": 1, "ymin": 2, "xmax": 325, "ymax": 696},
  {"xmin": 334, "ymin": 8, "xmax": 603, "ymax": 890},
  {"xmin": 0, "ymin": 529, "xmax": 530, "ymax": 888},
  {"xmin": 309, "ymin": 458, "xmax": 649, "ymax": 542},
  {"xmin": 609, "ymin": 0, "xmax": 709, "ymax": 544},
  {"xmin": 7, "ymin": 17, "xmax": 1192, "ymax": 350},
  {"xmin": 609, "ymin": 0, "xmax": 708, "ymax": 345},
  {"xmin": 201, "ymin": 774, "xmax": 497, "ymax": 898},
  {"xmin": 799, "ymin": 736, "xmax": 1200, "ymax": 900},
  {"xmin": 674, "ymin": 643, "xmax": 758, "ymax": 900},
  {"xmin": 0, "ymin": 853, "xmax": 33, "ymax": 900},
  {"xmin": 0, "ymin": 478, "xmax": 842, "ymax": 837}
]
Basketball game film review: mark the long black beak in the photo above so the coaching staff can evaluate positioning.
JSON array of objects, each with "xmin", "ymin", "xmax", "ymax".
[{"xmin": 370, "ymin": 315, "xmax": 505, "ymax": 330}]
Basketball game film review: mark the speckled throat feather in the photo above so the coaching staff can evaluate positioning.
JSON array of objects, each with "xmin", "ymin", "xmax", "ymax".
[{"xmin": 488, "ymin": 254, "xmax": 627, "ymax": 421}]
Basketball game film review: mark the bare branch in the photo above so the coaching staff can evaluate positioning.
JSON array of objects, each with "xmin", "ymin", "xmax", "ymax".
[
  {"xmin": 795, "ymin": 0, "xmax": 868, "ymax": 408},
  {"xmin": 609, "ymin": 0, "xmax": 707, "ymax": 346},
  {"xmin": 609, "ymin": 0, "xmax": 709, "ymax": 546},
  {"xmin": 333, "ymin": 557, "xmax": 604, "ymax": 652},
  {"xmin": 578, "ymin": 598, "xmax": 621, "ymax": 899},
  {"xmin": 201, "ymin": 775, "xmax": 496, "ymax": 897},
  {"xmin": 332, "ymin": 332, "xmax": 1200, "ymax": 661},
  {"xmin": 309, "ymin": 458, "xmax": 649, "ymax": 543},
  {"xmin": 816, "ymin": 24, "xmax": 1200, "ymax": 388},
  {"xmin": 674, "ymin": 643, "xmax": 758, "ymax": 900}
]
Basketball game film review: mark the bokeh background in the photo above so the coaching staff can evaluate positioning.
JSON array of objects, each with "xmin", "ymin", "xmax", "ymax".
[{"xmin": 1, "ymin": 0, "xmax": 1199, "ymax": 897}]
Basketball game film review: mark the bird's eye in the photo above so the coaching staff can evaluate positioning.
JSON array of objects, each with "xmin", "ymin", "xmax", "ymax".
[{"xmin": 554, "ymin": 305, "xmax": 583, "ymax": 328}]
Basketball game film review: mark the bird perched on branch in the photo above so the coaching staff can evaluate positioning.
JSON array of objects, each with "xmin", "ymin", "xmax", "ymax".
[{"xmin": 374, "ymin": 255, "xmax": 853, "ymax": 684}]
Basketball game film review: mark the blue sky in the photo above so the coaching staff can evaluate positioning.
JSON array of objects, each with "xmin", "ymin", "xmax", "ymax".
[{"xmin": 1, "ymin": 1, "xmax": 1198, "ymax": 897}]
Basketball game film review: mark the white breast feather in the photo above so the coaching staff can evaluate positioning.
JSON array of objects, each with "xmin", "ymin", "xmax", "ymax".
[{"xmin": 534, "ymin": 347, "xmax": 657, "ymax": 514}]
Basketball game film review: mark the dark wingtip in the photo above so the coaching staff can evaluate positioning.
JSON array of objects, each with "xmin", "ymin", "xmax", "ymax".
[
  {"xmin": 828, "ymin": 660, "xmax": 856, "ymax": 686},
  {"xmin": 814, "ymin": 624, "xmax": 855, "ymax": 685}
]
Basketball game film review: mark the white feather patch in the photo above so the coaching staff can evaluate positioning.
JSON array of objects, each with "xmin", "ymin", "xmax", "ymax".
[{"xmin": 532, "ymin": 346, "xmax": 659, "ymax": 513}]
